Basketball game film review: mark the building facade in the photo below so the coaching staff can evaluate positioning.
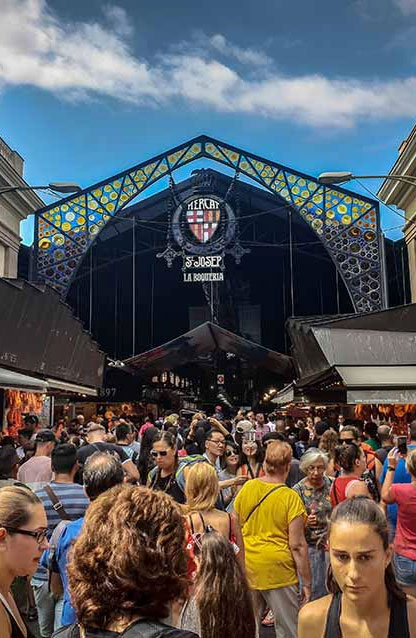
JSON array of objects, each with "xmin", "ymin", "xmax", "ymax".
[
  {"xmin": 378, "ymin": 125, "xmax": 416, "ymax": 301},
  {"xmin": 0, "ymin": 136, "xmax": 43, "ymax": 277}
]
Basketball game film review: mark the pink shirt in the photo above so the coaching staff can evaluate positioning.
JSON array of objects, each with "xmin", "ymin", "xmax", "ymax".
[
  {"xmin": 17, "ymin": 456, "xmax": 52, "ymax": 491},
  {"xmin": 391, "ymin": 483, "xmax": 416, "ymax": 560}
]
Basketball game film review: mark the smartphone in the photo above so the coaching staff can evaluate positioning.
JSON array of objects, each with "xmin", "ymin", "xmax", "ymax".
[{"xmin": 397, "ymin": 436, "xmax": 408, "ymax": 455}]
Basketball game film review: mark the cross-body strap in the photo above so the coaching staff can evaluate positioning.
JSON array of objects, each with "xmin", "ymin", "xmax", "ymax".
[
  {"xmin": 244, "ymin": 484, "xmax": 285, "ymax": 525},
  {"xmin": 44, "ymin": 485, "xmax": 71, "ymax": 520}
]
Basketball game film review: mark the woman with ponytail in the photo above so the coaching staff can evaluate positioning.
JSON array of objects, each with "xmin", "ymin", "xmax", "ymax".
[{"xmin": 299, "ymin": 497, "xmax": 416, "ymax": 638}]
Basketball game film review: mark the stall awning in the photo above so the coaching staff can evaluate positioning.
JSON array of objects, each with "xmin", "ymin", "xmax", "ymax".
[
  {"xmin": 337, "ymin": 365, "xmax": 416, "ymax": 387},
  {"xmin": 347, "ymin": 389, "xmax": 416, "ymax": 404},
  {"xmin": 45, "ymin": 378, "xmax": 98, "ymax": 396},
  {"xmin": 125, "ymin": 322, "xmax": 294, "ymax": 378},
  {"xmin": 0, "ymin": 368, "xmax": 48, "ymax": 392}
]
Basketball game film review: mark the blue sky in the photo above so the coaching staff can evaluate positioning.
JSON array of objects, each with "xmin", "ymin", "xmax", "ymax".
[{"xmin": 1, "ymin": 0, "xmax": 416, "ymax": 243}]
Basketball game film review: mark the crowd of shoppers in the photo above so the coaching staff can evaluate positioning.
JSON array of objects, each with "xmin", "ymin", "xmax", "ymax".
[{"xmin": 2, "ymin": 410, "xmax": 416, "ymax": 638}]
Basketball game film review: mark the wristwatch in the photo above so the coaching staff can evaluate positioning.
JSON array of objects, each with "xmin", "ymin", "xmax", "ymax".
[{"xmin": 387, "ymin": 467, "xmax": 395, "ymax": 472}]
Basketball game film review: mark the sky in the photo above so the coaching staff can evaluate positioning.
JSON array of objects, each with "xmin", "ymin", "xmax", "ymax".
[{"xmin": 1, "ymin": 0, "xmax": 416, "ymax": 243}]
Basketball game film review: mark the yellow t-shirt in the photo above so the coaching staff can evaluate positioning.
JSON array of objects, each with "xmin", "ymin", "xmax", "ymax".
[{"xmin": 234, "ymin": 479, "xmax": 306, "ymax": 590}]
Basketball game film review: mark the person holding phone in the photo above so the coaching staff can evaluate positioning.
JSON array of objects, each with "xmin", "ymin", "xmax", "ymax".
[
  {"xmin": 380, "ymin": 422, "xmax": 416, "ymax": 537},
  {"xmin": 382, "ymin": 447, "xmax": 416, "ymax": 597}
]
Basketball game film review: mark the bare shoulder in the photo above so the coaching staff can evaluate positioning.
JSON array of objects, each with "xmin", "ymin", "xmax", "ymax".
[
  {"xmin": 298, "ymin": 595, "xmax": 332, "ymax": 638},
  {"xmin": 406, "ymin": 595, "xmax": 416, "ymax": 638},
  {"xmin": 0, "ymin": 603, "xmax": 12, "ymax": 638}
]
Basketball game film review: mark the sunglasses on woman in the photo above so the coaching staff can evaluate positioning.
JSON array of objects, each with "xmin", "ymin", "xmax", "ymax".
[
  {"xmin": 150, "ymin": 450, "xmax": 168, "ymax": 458},
  {"xmin": 2, "ymin": 526, "xmax": 48, "ymax": 545},
  {"xmin": 225, "ymin": 449, "xmax": 238, "ymax": 457}
]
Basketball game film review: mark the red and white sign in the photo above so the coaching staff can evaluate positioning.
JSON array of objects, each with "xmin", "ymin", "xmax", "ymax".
[{"xmin": 186, "ymin": 197, "xmax": 220, "ymax": 243}]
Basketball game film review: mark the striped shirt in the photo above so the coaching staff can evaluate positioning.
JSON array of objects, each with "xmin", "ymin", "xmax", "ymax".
[{"xmin": 33, "ymin": 481, "xmax": 89, "ymax": 582}]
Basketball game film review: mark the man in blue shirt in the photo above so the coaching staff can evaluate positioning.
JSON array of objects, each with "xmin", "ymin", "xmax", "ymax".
[
  {"xmin": 34, "ymin": 443, "xmax": 89, "ymax": 638},
  {"xmin": 53, "ymin": 451, "xmax": 124, "ymax": 626},
  {"xmin": 380, "ymin": 422, "xmax": 416, "ymax": 537}
]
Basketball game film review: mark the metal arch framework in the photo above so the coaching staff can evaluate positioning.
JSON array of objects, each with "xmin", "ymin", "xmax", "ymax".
[{"xmin": 34, "ymin": 135, "xmax": 385, "ymax": 313}]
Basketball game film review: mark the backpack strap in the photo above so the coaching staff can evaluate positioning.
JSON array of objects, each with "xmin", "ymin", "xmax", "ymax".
[
  {"xmin": 332, "ymin": 477, "xmax": 339, "ymax": 505},
  {"xmin": 44, "ymin": 485, "xmax": 71, "ymax": 520},
  {"xmin": 244, "ymin": 484, "xmax": 285, "ymax": 525}
]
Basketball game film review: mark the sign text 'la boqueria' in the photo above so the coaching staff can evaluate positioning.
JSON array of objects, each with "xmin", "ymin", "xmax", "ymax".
[{"xmin": 183, "ymin": 254, "xmax": 224, "ymax": 282}]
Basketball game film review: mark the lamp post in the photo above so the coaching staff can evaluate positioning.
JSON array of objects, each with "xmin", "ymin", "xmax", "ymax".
[
  {"xmin": 0, "ymin": 182, "xmax": 82, "ymax": 195},
  {"xmin": 318, "ymin": 171, "xmax": 416, "ymax": 189}
]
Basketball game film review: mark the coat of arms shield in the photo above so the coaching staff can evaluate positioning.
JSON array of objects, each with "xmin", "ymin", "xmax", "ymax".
[{"xmin": 186, "ymin": 198, "xmax": 221, "ymax": 243}]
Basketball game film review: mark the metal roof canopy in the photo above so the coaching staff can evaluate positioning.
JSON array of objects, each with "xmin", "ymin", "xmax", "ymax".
[
  {"xmin": 124, "ymin": 321, "xmax": 294, "ymax": 379},
  {"xmin": 283, "ymin": 303, "xmax": 416, "ymax": 404}
]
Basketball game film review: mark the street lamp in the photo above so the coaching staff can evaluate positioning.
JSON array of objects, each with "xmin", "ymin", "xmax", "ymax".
[
  {"xmin": 0, "ymin": 182, "xmax": 82, "ymax": 195},
  {"xmin": 318, "ymin": 171, "xmax": 416, "ymax": 189}
]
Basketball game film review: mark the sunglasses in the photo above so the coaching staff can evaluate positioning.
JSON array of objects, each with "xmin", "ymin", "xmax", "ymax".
[
  {"xmin": 225, "ymin": 449, "xmax": 238, "ymax": 457},
  {"xmin": 339, "ymin": 437, "xmax": 355, "ymax": 444},
  {"xmin": 150, "ymin": 450, "xmax": 168, "ymax": 458},
  {"xmin": 2, "ymin": 526, "xmax": 48, "ymax": 545}
]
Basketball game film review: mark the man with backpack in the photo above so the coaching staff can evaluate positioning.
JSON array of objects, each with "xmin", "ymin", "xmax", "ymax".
[
  {"xmin": 51, "ymin": 451, "xmax": 125, "ymax": 628},
  {"xmin": 33, "ymin": 443, "xmax": 89, "ymax": 638}
]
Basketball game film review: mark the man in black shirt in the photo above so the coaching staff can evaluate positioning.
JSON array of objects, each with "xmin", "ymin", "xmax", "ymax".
[
  {"xmin": 77, "ymin": 423, "xmax": 139, "ymax": 483},
  {"xmin": 376, "ymin": 424, "xmax": 394, "ymax": 465}
]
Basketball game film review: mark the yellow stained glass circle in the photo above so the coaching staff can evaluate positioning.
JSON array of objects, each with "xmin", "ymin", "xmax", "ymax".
[
  {"xmin": 52, "ymin": 234, "xmax": 65, "ymax": 246},
  {"xmin": 39, "ymin": 239, "xmax": 51, "ymax": 250}
]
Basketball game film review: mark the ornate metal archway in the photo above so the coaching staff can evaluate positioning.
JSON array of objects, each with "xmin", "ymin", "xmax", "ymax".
[{"xmin": 34, "ymin": 135, "xmax": 386, "ymax": 312}]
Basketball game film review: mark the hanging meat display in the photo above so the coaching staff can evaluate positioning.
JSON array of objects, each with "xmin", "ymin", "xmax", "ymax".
[{"xmin": 5, "ymin": 390, "xmax": 44, "ymax": 438}]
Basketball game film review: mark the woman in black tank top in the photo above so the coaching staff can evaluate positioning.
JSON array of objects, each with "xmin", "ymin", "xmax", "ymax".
[{"xmin": 299, "ymin": 498, "xmax": 416, "ymax": 638}]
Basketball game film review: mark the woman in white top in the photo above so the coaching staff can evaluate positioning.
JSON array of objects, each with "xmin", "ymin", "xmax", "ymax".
[{"xmin": 0, "ymin": 486, "xmax": 48, "ymax": 638}]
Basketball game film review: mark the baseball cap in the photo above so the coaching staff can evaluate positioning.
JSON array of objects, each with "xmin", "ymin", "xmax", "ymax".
[
  {"xmin": 87, "ymin": 422, "xmax": 106, "ymax": 434},
  {"xmin": 35, "ymin": 429, "xmax": 57, "ymax": 443}
]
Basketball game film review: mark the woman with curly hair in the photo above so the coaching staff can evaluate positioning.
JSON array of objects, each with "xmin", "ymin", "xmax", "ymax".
[
  {"xmin": 53, "ymin": 485, "xmax": 197, "ymax": 638},
  {"xmin": 180, "ymin": 531, "xmax": 255, "ymax": 638}
]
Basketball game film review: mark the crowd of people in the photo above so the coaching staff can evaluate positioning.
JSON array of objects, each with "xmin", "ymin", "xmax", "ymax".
[{"xmin": 1, "ymin": 407, "xmax": 416, "ymax": 637}]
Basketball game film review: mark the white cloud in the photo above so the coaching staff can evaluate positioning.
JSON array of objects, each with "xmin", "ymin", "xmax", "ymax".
[
  {"xmin": 208, "ymin": 34, "xmax": 272, "ymax": 66},
  {"xmin": 393, "ymin": 0, "xmax": 416, "ymax": 14},
  {"xmin": 102, "ymin": 5, "xmax": 133, "ymax": 37},
  {"xmin": 1, "ymin": 0, "xmax": 416, "ymax": 128}
]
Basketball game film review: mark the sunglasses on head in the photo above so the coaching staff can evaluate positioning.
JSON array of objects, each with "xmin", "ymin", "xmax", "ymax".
[{"xmin": 151, "ymin": 450, "xmax": 168, "ymax": 458}]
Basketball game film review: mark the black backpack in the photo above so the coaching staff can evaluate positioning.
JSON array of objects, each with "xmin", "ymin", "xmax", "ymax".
[{"xmin": 52, "ymin": 619, "xmax": 198, "ymax": 638}]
